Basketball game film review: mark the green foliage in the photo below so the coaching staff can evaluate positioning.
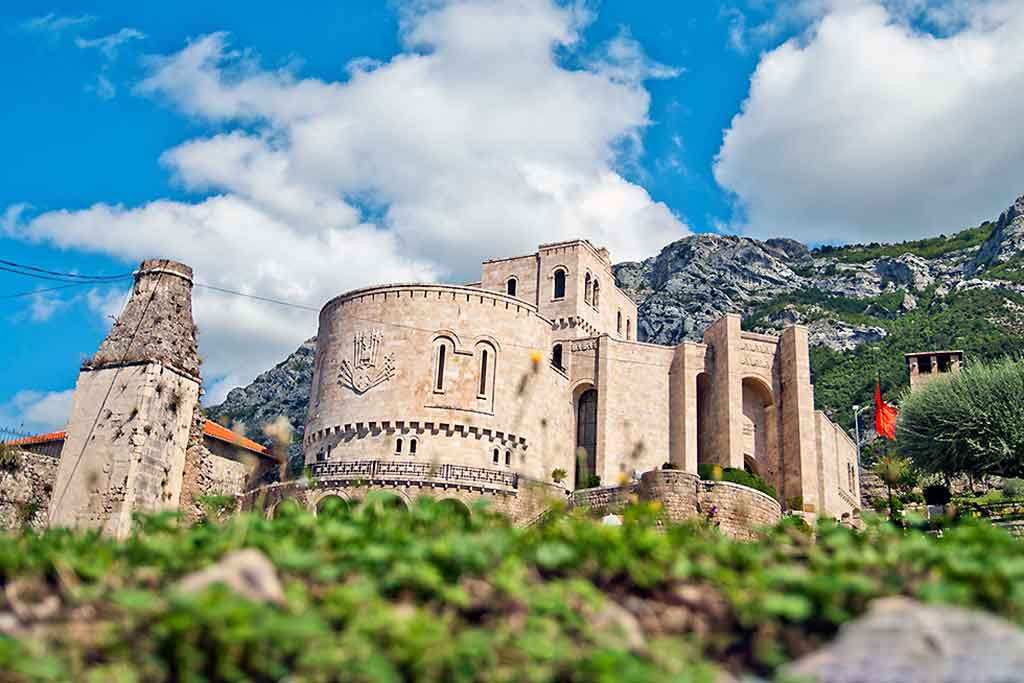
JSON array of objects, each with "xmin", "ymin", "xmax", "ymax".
[
  {"xmin": 697, "ymin": 464, "xmax": 778, "ymax": 501},
  {"xmin": 803, "ymin": 287, "xmax": 1024, "ymax": 428},
  {"xmin": 896, "ymin": 356, "xmax": 1024, "ymax": 479},
  {"xmin": 872, "ymin": 456, "xmax": 917, "ymax": 493},
  {"xmin": 986, "ymin": 254, "xmax": 1024, "ymax": 282},
  {"xmin": 550, "ymin": 468, "xmax": 567, "ymax": 484},
  {"xmin": 3, "ymin": 502, "xmax": 1024, "ymax": 681},
  {"xmin": 813, "ymin": 221, "xmax": 994, "ymax": 263},
  {"xmin": 581, "ymin": 474, "xmax": 601, "ymax": 489}
]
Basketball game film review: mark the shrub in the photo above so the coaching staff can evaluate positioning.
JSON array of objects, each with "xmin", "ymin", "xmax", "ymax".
[
  {"xmin": 698, "ymin": 463, "xmax": 778, "ymax": 501},
  {"xmin": 901, "ymin": 491, "xmax": 925, "ymax": 505},
  {"xmin": 661, "ymin": 461, "xmax": 676, "ymax": 470},
  {"xmin": 897, "ymin": 356, "xmax": 1024, "ymax": 479},
  {"xmin": 550, "ymin": 468, "xmax": 567, "ymax": 484},
  {"xmin": 582, "ymin": 473, "xmax": 601, "ymax": 489},
  {"xmin": 0, "ymin": 443, "xmax": 19, "ymax": 475},
  {"xmin": 4, "ymin": 501, "xmax": 1024, "ymax": 680}
]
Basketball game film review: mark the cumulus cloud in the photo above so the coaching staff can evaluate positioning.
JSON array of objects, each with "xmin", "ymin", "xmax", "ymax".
[
  {"xmin": 8, "ymin": 0, "xmax": 686, "ymax": 403},
  {"xmin": 716, "ymin": 0, "xmax": 1024, "ymax": 243},
  {"xmin": 0, "ymin": 389, "xmax": 74, "ymax": 434}
]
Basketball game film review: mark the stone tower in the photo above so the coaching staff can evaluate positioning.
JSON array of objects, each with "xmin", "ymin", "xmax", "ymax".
[{"xmin": 48, "ymin": 259, "xmax": 202, "ymax": 538}]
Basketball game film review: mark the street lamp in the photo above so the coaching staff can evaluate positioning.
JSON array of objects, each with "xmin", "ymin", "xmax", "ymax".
[{"xmin": 852, "ymin": 404, "xmax": 869, "ymax": 471}]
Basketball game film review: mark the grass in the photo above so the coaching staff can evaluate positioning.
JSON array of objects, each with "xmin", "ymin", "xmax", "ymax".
[{"xmin": 3, "ymin": 500, "xmax": 1024, "ymax": 682}]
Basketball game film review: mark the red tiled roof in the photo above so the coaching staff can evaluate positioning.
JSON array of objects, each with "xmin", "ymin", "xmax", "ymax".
[
  {"xmin": 5, "ymin": 423, "xmax": 269, "ymax": 458},
  {"xmin": 4, "ymin": 431, "xmax": 67, "ymax": 447},
  {"xmin": 202, "ymin": 420, "xmax": 270, "ymax": 456}
]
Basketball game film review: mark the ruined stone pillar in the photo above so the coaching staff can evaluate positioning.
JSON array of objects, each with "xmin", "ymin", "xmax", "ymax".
[
  {"xmin": 779, "ymin": 324, "xmax": 820, "ymax": 513},
  {"xmin": 48, "ymin": 260, "xmax": 202, "ymax": 538}
]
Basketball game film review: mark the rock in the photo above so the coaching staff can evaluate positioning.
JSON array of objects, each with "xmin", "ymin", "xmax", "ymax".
[
  {"xmin": 205, "ymin": 338, "xmax": 317, "ymax": 475},
  {"xmin": 968, "ymin": 194, "xmax": 1024, "ymax": 275},
  {"xmin": 874, "ymin": 254, "xmax": 935, "ymax": 291},
  {"xmin": 5, "ymin": 578, "xmax": 60, "ymax": 622},
  {"xmin": 784, "ymin": 597, "xmax": 1024, "ymax": 683},
  {"xmin": 175, "ymin": 549, "xmax": 286, "ymax": 607},
  {"xmin": 592, "ymin": 600, "xmax": 646, "ymax": 651},
  {"xmin": 901, "ymin": 292, "xmax": 917, "ymax": 312}
]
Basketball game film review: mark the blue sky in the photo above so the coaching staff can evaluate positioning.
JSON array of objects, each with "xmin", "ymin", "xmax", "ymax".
[{"xmin": 2, "ymin": 0, "xmax": 1023, "ymax": 432}]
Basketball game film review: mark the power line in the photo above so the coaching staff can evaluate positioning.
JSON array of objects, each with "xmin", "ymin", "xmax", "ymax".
[
  {"xmin": 0, "ymin": 258, "xmax": 133, "ymax": 282},
  {"xmin": 0, "ymin": 281, "xmax": 105, "ymax": 300}
]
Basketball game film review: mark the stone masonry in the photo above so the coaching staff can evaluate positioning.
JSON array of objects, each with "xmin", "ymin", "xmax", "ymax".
[
  {"xmin": 48, "ymin": 260, "xmax": 203, "ymax": 538},
  {"xmin": 302, "ymin": 240, "xmax": 860, "ymax": 522}
]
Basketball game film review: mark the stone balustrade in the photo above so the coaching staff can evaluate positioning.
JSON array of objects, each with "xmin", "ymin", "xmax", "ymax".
[{"xmin": 310, "ymin": 459, "xmax": 518, "ymax": 493}]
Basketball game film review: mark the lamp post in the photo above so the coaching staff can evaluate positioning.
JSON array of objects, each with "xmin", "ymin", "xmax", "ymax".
[{"xmin": 852, "ymin": 403, "xmax": 870, "ymax": 468}]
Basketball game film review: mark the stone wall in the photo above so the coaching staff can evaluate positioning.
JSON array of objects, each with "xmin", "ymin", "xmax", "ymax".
[
  {"xmin": 306, "ymin": 283, "xmax": 574, "ymax": 482},
  {"xmin": 570, "ymin": 484, "xmax": 639, "ymax": 515},
  {"xmin": 698, "ymin": 480, "xmax": 782, "ymax": 541},
  {"xmin": 638, "ymin": 470, "xmax": 701, "ymax": 521},
  {"xmin": 0, "ymin": 450, "xmax": 58, "ymax": 532},
  {"xmin": 240, "ymin": 475, "xmax": 568, "ymax": 525}
]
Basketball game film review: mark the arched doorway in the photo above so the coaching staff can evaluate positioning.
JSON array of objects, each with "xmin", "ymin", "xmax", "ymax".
[
  {"xmin": 438, "ymin": 498, "xmax": 471, "ymax": 523},
  {"xmin": 575, "ymin": 389, "xmax": 598, "ymax": 489},
  {"xmin": 741, "ymin": 377, "xmax": 775, "ymax": 477},
  {"xmin": 272, "ymin": 499, "xmax": 303, "ymax": 520},
  {"xmin": 316, "ymin": 495, "xmax": 350, "ymax": 518},
  {"xmin": 363, "ymin": 490, "xmax": 409, "ymax": 515}
]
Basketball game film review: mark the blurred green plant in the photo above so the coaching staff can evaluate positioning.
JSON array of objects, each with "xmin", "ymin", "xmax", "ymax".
[{"xmin": 3, "ymin": 501, "xmax": 1024, "ymax": 681}]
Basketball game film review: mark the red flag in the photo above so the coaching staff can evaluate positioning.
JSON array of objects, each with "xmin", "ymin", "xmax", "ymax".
[{"xmin": 875, "ymin": 379, "xmax": 898, "ymax": 440}]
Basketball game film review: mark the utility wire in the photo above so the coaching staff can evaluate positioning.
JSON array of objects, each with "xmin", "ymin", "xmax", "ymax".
[
  {"xmin": 0, "ymin": 258, "xmax": 133, "ymax": 282},
  {"xmin": 0, "ymin": 281, "xmax": 112, "ymax": 300}
]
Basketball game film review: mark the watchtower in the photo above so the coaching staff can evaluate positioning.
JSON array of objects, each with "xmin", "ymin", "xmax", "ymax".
[{"xmin": 905, "ymin": 350, "xmax": 963, "ymax": 391}]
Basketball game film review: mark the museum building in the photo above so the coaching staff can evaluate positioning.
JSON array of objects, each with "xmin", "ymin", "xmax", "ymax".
[{"xmin": 303, "ymin": 240, "xmax": 861, "ymax": 519}]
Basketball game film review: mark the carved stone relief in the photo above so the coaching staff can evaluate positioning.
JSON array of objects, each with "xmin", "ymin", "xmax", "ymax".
[{"xmin": 339, "ymin": 329, "xmax": 396, "ymax": 394}]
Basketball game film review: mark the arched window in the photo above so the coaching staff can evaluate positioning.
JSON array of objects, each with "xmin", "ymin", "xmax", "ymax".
[
  {"xmin": 592, "ymin": 280, "xmax": 600, "ymax": 310},
  {"xmin": 434, "ymin": 340, "xmax": 449, "ymax": 392},
  {"xmin": 626, "ymin": 319, "xmax": 632, "ymax": 341},
  {"xmin": 552, "ymin": 343, "xmax": 563, "ymax": 369},
  {"xmin": 553, "ymin": 268, "xmax": 567, "ymax": 299},
  {"xmin": 478, "ymin": 348, "xmax": 490, "ymax": 397},
  {"xmin": 493, "ymin": 448, "xmax": 500, "ymax": 464},
  {"xmin": 395, "ymin": 438, "xmax": 403, "ymax": 455},
  {"xmin": 505, "ymin": 450, "xmax": 511, "ymax": 466},
  {"xmin": 584, "ymin": 272, "xmax": 592, "ymax": 303},
  {"xmin": 506, "ymin": 277, "xmax": 517, "ymax": 297},
  {"xmin": 410, "ymin": 437, "xmax": 418, "ymax": 455},
  {"xmin": 617, "ymin": 311, "xmax": 622, "ymax": 335}
]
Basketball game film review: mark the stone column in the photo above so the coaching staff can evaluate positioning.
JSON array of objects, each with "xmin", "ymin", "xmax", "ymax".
[
  {"xmin": 669, "ymin": 344, "xmax": 699, "ymax": 473},
  {"xmin": 703, "ymin": 315, "xmax": 744, "ymax": 469},
  {"xmin": 48, "ymin": 259, "xmax": 202, "ymax": 538},
  {"xmin": 779, "ymin": 324, "xmax": 820, "ymax": 513}
]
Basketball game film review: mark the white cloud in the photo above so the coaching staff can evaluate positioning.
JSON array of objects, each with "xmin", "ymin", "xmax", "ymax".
[
  {"xmin": 20, "ymin": 13, "xmax": 95, "ymax": 33},
  {"xmin": 9, "ymin": 0, "xmax": 687, "ymax": 403},
  {"xmin": 86, "ymin": 74, "xmax": 117, "ymax": 99},
  {"xmin": 75, "ymin": 27, "xmax": 145, "ymax": 60},
  {"xmin": 716, "ymin": 0, "xmax": 1024, "ymax": 244},
  {"xmin": 0, "ymin": 389, "xmax": 74, "ymax": 434}
]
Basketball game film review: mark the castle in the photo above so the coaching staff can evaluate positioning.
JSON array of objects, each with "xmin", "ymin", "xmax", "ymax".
[{"xmin": 3, "ymin": 242, "xmax": 861, "ymax": 538}]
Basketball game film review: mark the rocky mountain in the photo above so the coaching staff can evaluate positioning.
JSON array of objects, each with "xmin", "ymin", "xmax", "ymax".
[
  {"xmin": 207, "ymin": 195, "xmax": 1024, "ymax": 473},
  {"xmin": 204, "ymin": 338, "xmax": 316, "ymax": 470}
]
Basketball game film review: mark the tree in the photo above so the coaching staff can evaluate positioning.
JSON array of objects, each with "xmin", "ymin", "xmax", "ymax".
[
  {"xmin": 873, "ymin": 455, "xmax": 917, "ymax": 520},
  {"xmin": 897, "ymin": 357, "xmax": 1024, "ymax": 480}
]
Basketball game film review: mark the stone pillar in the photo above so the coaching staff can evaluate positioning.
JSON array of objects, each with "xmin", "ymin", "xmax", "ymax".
[
  {"xmin": 703, "ymin": 315, "xmax": 744, "ymax": 469},
  {"xmin": 669, "ymin": 345, "xmax": 699, "ymax": 473},
  {"xmin": 779, "ymin": 324, "xmax": 820, "ymax": 513},
  {"xmin": 48, "ymin": 260, "xmax": 202, "ymax": 538}
]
